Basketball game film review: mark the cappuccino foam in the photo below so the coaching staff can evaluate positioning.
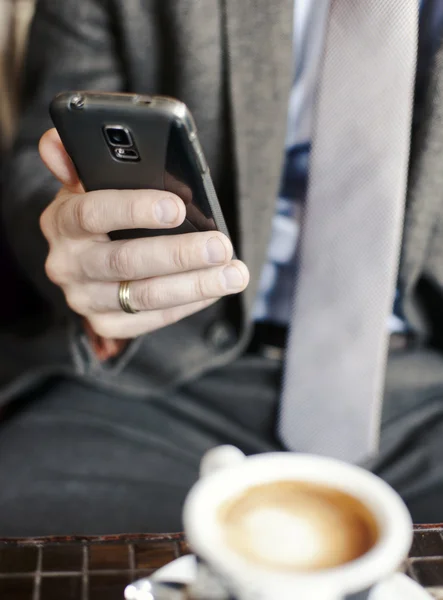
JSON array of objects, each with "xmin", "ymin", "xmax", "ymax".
[{"xmin": 218, "ymin": 481, "xmax": 378, "ymax": 572}]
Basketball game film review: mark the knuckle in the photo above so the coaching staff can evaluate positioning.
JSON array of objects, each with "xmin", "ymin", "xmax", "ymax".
[
  {"xmin": 170, "ymin": 240, "xmax": 190, "ymax": 272},
  {"xmin": 127, "ymin": 194, "xmax": 142, "ymax": 228},
  {"xmin": 194, "ymin": 273, "xmax": 212, "ymax": 300},
  {"xmin": 135, "ymin": 281, "xmax": 159, "ymax": 311},
  {"xmin": 121, "ymin": 191, "xmax": 154, "ymax": 228},
  {"xmin": 39, "ymin": 206, "xmax": 55, "ymax": 240},
  {"xmin": 73, "ymin": 196, "xmax": 98, "ymax": 234},
  {"xmin": 44, "ymin": 255, "xmax": 58, "ymax": 284},
  {"xmin": 107, "ymin": 243, "xmax": 134, "ymax": 280},
  {"xmin": 44, "ymin": 252, "xmax": 70, "ymax": 286}
]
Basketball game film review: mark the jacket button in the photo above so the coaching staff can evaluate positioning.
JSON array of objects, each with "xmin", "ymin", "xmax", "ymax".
[{"xmin": 206, "ymin": 320, "xmax": 237, "ymax": 351}]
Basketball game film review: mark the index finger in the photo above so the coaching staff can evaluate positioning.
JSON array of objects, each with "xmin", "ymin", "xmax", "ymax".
[
  {"xmin": 39, "ymin": 128, "xmax": 83, "ymax": 193},
  {"xmin": 56, "ymin": 188, "xmax": 186, "ymax": 238}
]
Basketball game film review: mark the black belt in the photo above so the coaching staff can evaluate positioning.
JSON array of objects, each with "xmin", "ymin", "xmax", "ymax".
[{"xmin": 249, "ymin": 322, "xmax": 415, "ymax": 361}]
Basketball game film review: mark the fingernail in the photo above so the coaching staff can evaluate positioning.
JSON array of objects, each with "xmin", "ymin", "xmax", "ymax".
[
  {"xmin": 155, "ymin": 197, "xmax": 179, "ymax": 224},
  {"xmin": 222, "ymin": 265, "xmax": 244, "ymax": 290},
  {"xmin": 205, "ymin": 237, "xmax": 227, "ymax": 264}
]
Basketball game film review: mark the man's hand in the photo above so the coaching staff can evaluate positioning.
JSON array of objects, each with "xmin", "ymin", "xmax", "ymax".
[{"xmin": 38, "ymin": 129, "xmax": 249, "ymax": 339}]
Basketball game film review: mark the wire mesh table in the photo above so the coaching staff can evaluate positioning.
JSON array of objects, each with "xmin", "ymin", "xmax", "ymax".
[{"xmin": 1, "ymin": 525, "xmax": 443, "ymax": 599}]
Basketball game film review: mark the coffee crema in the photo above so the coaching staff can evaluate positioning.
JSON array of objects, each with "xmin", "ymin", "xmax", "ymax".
[{"xmin": 218, "ymin": 481, "xmax": 379, "ymax": 572}]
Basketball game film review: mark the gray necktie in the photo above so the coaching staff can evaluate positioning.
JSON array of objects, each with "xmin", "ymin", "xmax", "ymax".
[{"xmin": 279, "ymin": 0, "xmax": 419, "ymax": 463}]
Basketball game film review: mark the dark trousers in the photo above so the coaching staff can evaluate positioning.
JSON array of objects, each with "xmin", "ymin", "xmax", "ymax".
[{"xmin": 1, "ymin": 348, "xmax": 443, "ymax": 536}]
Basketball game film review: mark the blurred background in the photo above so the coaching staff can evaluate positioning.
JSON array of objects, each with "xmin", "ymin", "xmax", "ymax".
[{"xmin": 0, "ymin": 0, "xmax": 37, "ymax": 324}]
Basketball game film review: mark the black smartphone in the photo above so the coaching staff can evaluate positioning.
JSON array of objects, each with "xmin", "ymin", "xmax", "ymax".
[{"xmin": 49, "ymin": 92, "xmax": 232, "ymax": 241}]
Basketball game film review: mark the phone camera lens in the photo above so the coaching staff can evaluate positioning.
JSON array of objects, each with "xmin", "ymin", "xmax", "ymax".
[{"xmin": 104, "ymin": 126, "xmax": 133, "ymax": 147}]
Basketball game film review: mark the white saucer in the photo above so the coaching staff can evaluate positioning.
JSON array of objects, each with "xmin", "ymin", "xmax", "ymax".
[{"xmin": 150, "ymin": 555, "xmax": 433, "ymax": 600}]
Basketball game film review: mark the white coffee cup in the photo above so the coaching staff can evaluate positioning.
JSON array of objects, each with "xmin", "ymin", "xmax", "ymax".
[{"xmin": 183, "ymin": 446, "xmax": 413, "ymax": 600}]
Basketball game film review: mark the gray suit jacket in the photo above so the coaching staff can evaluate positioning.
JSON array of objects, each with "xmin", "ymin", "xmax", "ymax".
[{"xmin": 1, "ymin": 0, "xmax": 442, "ymax": 406}]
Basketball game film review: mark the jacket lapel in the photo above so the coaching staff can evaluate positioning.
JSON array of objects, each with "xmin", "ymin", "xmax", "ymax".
[
  {"xmin": 401, "ymin": 44, "xmax": 443, "ymax": 330},
  {"xmin": 223, "ymin": 0, "xmax": 293, "ymax": 315}
]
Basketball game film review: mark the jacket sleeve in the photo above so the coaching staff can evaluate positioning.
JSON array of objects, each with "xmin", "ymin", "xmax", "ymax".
[{"xmin": 2, "ymin": 0, "xmax": 125, "ymax": 315}]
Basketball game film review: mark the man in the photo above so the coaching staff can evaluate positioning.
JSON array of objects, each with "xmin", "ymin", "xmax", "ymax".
[{"xmin": 1, "ymin": 0, "xmax": 443, "ymax": 535}]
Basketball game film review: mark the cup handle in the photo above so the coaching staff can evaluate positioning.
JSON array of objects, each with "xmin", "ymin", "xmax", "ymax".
[{"xmin": 199, "ymin": 445, "xmax": 246, "ymax": 478}]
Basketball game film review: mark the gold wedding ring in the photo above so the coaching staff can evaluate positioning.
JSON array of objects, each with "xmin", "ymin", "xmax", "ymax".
[{"xmin": 118, "ymin": 281, "xmax": 139, "ymax": 314}]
